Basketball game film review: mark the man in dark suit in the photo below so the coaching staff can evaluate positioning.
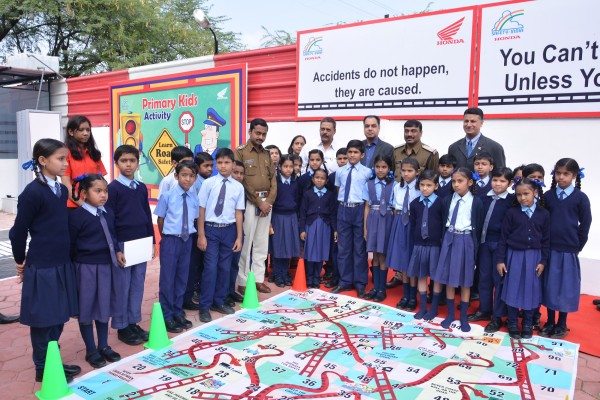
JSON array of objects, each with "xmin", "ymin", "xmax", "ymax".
[
  {"xmin": 361, "ymin": 115, "xmax": 394, "ymax": 169},
  {"xmin": 448, "ymin": 107, "xmax": 506, "ymax": 171}
]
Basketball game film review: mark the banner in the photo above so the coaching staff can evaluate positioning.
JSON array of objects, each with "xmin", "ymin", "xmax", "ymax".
[
  {"xmin": 110, "ymin": 65, "xmax": 247, "ymax": 199},
  {"xmin": 296, "ymin": 9, "xmax": 476, "ymax": 119},
  {"xmin": 477, "ymin": 0, "xmax": 600, "ymax": 117}
]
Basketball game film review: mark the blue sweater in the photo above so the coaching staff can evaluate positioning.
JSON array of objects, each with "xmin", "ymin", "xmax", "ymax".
[
  {"xmin": 9, "ymin": 180, "xmax": 70, "ymax": 266},
  {"xmin": 272, "ymin": 175, "xmax": 300, "ymax": 215},
  {"xmin": 474, "ymin": 180, "xmax": 492, "ymax": 198},
  {"xmin": 496, "ymin": 206, "xmax": 550, "ymax": 265},
  {"xmin": 480, "ymin": 193, "xmax": 515, "ymax": 243},
  {"xmin": 409, "ymin": 197, "xmax": 444, "ymax": 246},
  {"xmin": 106, "ymin": 180, "xmax": 155, "ymax": 243},
  {"xmin": 435, "ymin": 181, "xmax": 453, "ymax": 199},
  {"xmin": 544, "ymin": 188, "xmax": 592, "ymax": 252},
  {"xmin": 299, "ymin": 189, "xmax": 338, "ymax": 231},
  {"xmin": 69, "ymin": 206, "xmax": 120, "ymax": 264}
]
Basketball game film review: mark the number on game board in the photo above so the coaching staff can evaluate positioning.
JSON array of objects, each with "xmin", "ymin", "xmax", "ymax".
[
  {"xmin": 434, "ymin": 396, "xmax": 450, "ymax": 400},
  {"xmin": 324, "ymin": 363, "xmax": 336, "ymax": 370},
  {"xmin": 158, "ymin": 375, "xmax": 172, "ymax": 381},
  {"xmin": 548, "ymin": 355, "xmax": 562, "ymax": 361},
  {"xmin": 131, "ymin": 364, "xmax": 146, "ymax": 371},
  {"xmin": 497, "ymin": 375, "xmax": 512, "ymax": 381},
  {"xmin": 420, "ymin": 352, "xmax": 434, "ymax": 358},
  {"xmin": 302, "ymin": 378, "xmax": 316, "ymax": 387},
  {"xmin": 406, "ymin": 366, "xmax": 420, "ymax": 373},
  {"xmin": 476, "ymin": 341, "xmax": 488, "ymax": 347},
  {"xmin": 489, "ymin": 389, "xmax": 504, "ymax": 397},
  {"xmin": 544, "ymin": 368, "xmax": 557, "ymax": 375},
  {"xmin": 541, "ymin": 386, "xmax": 555, "ymax": 392},
  {"xmin": 215, "ymin": 371, "xmax": 229, "ymax": 378},
  {"xmin": 446, "ymin": 377, "xmax": 461, "ymax": 384},
  {"xmin": 505, "ymin": 361, "xmax": 517, "ymax": 368},
  {"xmin": 185, "ymin": 387, "xmax": 200, "ymax": 395},
  {"xmin": 272, "ymin": 366, "xmax": 286, "ymax": 373},
  {"xmin": 551, "ymin": 341, "xmax": 563, "ymax": 346},
  {"xmin": 458, "ymin": 364, "xmax": 472, "ymax": 370}
]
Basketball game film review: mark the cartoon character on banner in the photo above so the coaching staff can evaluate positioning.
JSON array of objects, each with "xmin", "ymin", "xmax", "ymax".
[{"xmin": 194, "ymin": 107, "xmax": 227, "ymax": 176}]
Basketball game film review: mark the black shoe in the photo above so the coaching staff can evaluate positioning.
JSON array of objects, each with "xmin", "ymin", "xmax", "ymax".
[
  {"xmin": 199, "ymin": 309, "xmax": 212, "ymax": 323},
  {"xmin": 36, "ymin": 369, "xmax": 73, "ymax": 383},
  {"xmin": 363, "ymin": 289, "xmax": 377, "ymax": 300},
  {"xmin": 550, "ymin": 325, "xmax": 568, "ymax": 339},
  {"xmin": 174, "ymin": 315, "xmax": 193, "ymax": 329},
  {"xmin": 331, "ymin": 285, "xmax": 350, "ymax": 294},
  {"xmin": 276, "ymin": 281, "xmax": 285, "ymax": 288},
  {"xmin": 0, "ymin": 312, "xmax": 19, "ymax": 324},
  {"xmin": 85, "ymin": 351, "xmax": 107, "ymax": 368},
  {"xmin": 386, "ymin": 277, "xmax": 402, "ymax": 289},
  {"xmin": 99, "ymin": 346, "xmax": 121, "ymax": 362},
  {"xmin": 521, "ymin": 326, "xmax": 533, "ymax": 339},
  {"xmin": 117, "ymin": 326, "xmax": 144, "ymax": 346},
  {"xmin": 63, "ymin": 364, "xmax": 81, "ymax": 376},
  {"xmin": 183, "ymin": 301, "xmax": 200, "ymax": 311},
  {"xmin": 210, "ymin": 304, "xmax": 235, "ymax": 315},
  {"xmin": 229, "ymin": 292, "xmax": 244, "ymax": 303},
  {"xmin": 470, "ymin": 292, "xmax": 480, "ymax": 301},
  {"xmin": 130, "ymin": 324, "xmax": 149, "ymax": 342},
  {"xmin": 532, "ymin": 313, "xmax": 541, "ymax": 331},
  {"xmin": 539, "ymin": 322, "xmax": 555, "ymax": 337},
  {"xmin": 467, "ymin": 311, "xmax": 492, "ymax": 322},
  {"xmin": 508, "ymin": 326, "xmax": 521, "ymax": 339},
  {"xmin": 165, "ymin": 319, "xmax": 183, "ymax": 333},
  {"xmin": 484, "ymin": 318, "xmax": 503, "ymax": 333},
  {"xmin": 405, "ymin": 298, "xmax": 417, "ymax": 312},
  {"xmin": 224, "ymin": 297, "xmax": 236, "ymax": 307},
  {"xmin": 373, "ymin": 291, "xmax": 387, "ymax": 302},
  {"xmin": 324, "ymin": 280, "xmax": 337, "ymax": 288},
  {"xmin": 593, "ymin": 299, "xmax": 600, "ymax": 305},
  {"xmin": 357, "ymin": 288, "xmax": 367, "ymax": 299},
  {"xmin": 396, "ymin": 297, "xmax": 408, "ymax": 309}
]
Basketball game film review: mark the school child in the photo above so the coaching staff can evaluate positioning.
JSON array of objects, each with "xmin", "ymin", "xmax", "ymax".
[
  {"xmin": 497, "ymin": 178, "xmax": 550, "ymax": 339},
  {"xmin": 157, "ymin": 146, "xmax": 194, "ymax": 198},
  {"xmin": 193, "ymin": 151, "xmax": 214, "ymax": 194},
  {"xmin": 363, "ymin": 155, "xmax": 394, "ymax": 302},
  {"xmin": 409, "ymin": 170, "xmax": 444, "ymax": 319},
  {"xmin": 541, "ymin": 158, "xmax": 591, "ymax": 339},
  {"xmin": 154, "ymin": 160, "xmax": 199, "ymax": 333},
  {"xmin": 386, "ymin": 157, "xmax": 421, "ymax": 309},
  {"xmin": 512, "ymin": 165, "xmax": 525, "ymax": 183},
  {"xmin": 270, "ymin": 155, "xmax": 301, "ymax": 287},
  {"xmin": 106, "ymin": 145, "xmax": 155, "ymax": 345},
  {"xmin": 197, "ymin": 149, "xmax": 245, "ymax": 323},
  {"xmin": 466, "ymin": 168, "xmax": 515, "ymax": 332},
  {"xmin": 9, "ymin": 138, "xmax": 80, "ymax": 382},
  {"xmin": 290, "ymin": 154, "xmax": 303, "ymax": 178},
  {"xmin": 473, "ymin": 152, "xmax": 494, "ymax": 196},
  {"xmin": 300, "ymin": 169, "xmax": 338, "ymax": 288},
  {"xmin": 297, "ymin": 149, "xmax": 328, "ymax": 193},
  {"xmin": 225, "ymin": 160, "xmax": 246, "ymax": 306},
  {"xmin": 69, "ymin": 174, "xmax": 124, "ymax": 367},
  {"xmin": 265, "ymin": 145, "xmax": 282, "ymax": 170},
  {"xmin": 430, "ymin": 168, "xmax": 484, "ymax": 332},
  {"xmin": 436, "ymin": 154, "xmax": 456, "ymax": 199},
  {"xmin": 333, "ymin": 140, "xmax": 372, "ymax": 297}
]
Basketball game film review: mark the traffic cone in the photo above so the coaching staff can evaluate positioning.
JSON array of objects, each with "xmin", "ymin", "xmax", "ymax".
[
  {"xmin": 241, "ymin": 271, "xmax": 260, "ymax": 309},
  {"xmin": 35, "ymin": 341, "xmax": 72, "ymax": 400},
  {"xmin": 144, "ymin": 302, "xmax": 173, "ymax": 350},
  {"xmin": 292, "ymin": 258, "xmax": 308, "ymax": 292}
]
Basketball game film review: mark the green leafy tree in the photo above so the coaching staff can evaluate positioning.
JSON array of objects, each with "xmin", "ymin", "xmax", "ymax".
[
  {"xmin": 260, "ymin": 25, "xmax": 295, "ymax": 48},
  {"xmin": 0, "ymin": 0, "xmax": 242, "ymax": 76}
]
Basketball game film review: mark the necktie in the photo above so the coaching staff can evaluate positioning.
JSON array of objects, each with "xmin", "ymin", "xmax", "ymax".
[
  {"xmin": 478, "ymin": 180, "xmax": 485, "ymax": 187},
  {"xmin": 284, "ymin": 179, "xmax": 290, "ymax": 185},
  {"xmin": 378, "ymin": 182, "xmax": 387, "ymax": 217},
  {"xmin": 401, "ymin": 187, "xmax": 410, "ymax": 225},
  {"xmin": 481, "ymin": 195, "xmax": 499, "ymax": 244},
  {"xmin": 421, "ymin": 198, "xmax": 430, "ymax": 239},
  {"xmin": 317, "ymin": 190, "xmax": 323, "ymax": 198},
  {"xmin": 181, "ymin": 193, "xmax": 189, "ymax": 241},
  {"xmin": 450, "ymin": 199, "xmax": 461, "ymax": 228},
  {"xmin": 97, "ymin": 210, "xmax": 118, "ymax": 266},
  {"xmin": 344, "ymin": 165, "xmax": 354, "ymax": 203},
  {"xmin": 214, "ymin": 179, "xmax": 227, "ymax": 217},
  {"xmin": 559, "ymin": 190, "xmax": 566, "ymax": 200},
  {"xmin": 467, "ymin": 140, "xmax": 473, "ymax": 157},
  {"xmin": 440, "ymin": 180, "xmax": 445, "ymax": 187},
  {"xmin": 54, "ymin": 182, "xmax": 61, "ymax": 197},
  {"xmin": 129, "ymin": 181, "xmax": 137, "ymax": 190},
  {"xmin": 525, "ymin": 207, "xmax": 533, "ymax": 218}
]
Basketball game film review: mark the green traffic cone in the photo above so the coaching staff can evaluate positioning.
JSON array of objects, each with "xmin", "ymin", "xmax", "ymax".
[
  {"xmin": 241, "ymin": 271, "xmax": 260, "ymax": 309},
  {"xmin": 144, "ymin": 302, "xmax": 173, "ymax": 350},
  {"xmin": 35, "ymin": 341, "xmax": 72, "ymax": 400}
]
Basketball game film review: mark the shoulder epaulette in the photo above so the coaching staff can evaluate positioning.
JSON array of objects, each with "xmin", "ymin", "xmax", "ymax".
[{"xmin": 422, "ymin": 144, "xmax": 438, "ymax": 154}]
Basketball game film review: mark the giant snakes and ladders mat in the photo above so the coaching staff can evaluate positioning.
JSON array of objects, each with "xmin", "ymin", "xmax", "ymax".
[{"xmin": 70, "ymin": 290, "xmax": 578, "ymax": 400}]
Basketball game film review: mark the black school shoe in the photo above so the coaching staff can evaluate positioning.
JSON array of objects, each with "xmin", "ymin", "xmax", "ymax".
[
  {"xmin": 118, "ymin": 326, "xmax": 144, "ymax": 346},
  {"xmin": 521, "ymin": 326, "xmax": 533, "ymax": 339},
  {"xmin": 63, "ymin": 364, "xmax": 81, "ymax": 376},
  {"xmin": 507, "ymin": 325, "xmax": 521, "ymax": 339},
  {"xmin": 85, "ymin": 351, "xmax": 107, "ymax": 368},
  {"xmin": 36, "ymin": 369, "xmax": 74, "ymax": 383},
  {"xmin": 99, "ymin": 346, "xmax": 121, "ymax": 362},
  {"xmin": 130, "ymin": 324, "xmax": 149, "ymax": 341},
  {"xmin": 165, "ymin": 319, "xmax": 183, "ymax": 333},
  {"xmin": 199, "ymin": 309, "xmax": 212, "ymax": 323},
  {"xmin": 550, "ymin": 325, "xmax": 569, "ymax": 339},
  {"xmin": 229, "ymin": 292, "xmax": 244, "ymax": 303},
  {"xmin": 396, "ymin": 297, "xmax": 409, "ymax": 309},
  {"xmin": 539, "ymin": 323, "xmax": 555, "ymax": 337},
  {"xmin": 174, "ymin": 315, "xmax": 193, "ymax": 329},
  {"xmin": 484, "ymin": 318, "xmax": 503, "ymax": 333}
]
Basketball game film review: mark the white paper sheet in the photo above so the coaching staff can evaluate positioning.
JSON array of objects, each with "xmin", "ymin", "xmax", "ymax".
[{"xmin": 123, "ymin": 236, "xmax": 153, "ymax": 267}]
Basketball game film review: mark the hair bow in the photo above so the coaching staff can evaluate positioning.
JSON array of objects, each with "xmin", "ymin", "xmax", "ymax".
[
  {"xmin": 578, "ymin": 168, "xmax": 585, "ymax": 179},
  {"xmin": 387, "ymin": 171, "xmax": 394, "ymax": 181},
  {"xmin": 21, "ymin": 158, "xmax": 35, "ymax": 171},
  {"xmin": 73, "ymin": 173, "xmax": 89, "ymax": 183},
  {"xmin": 511, "ymin": 176, "xmax": 522, "ymax": 190},
  {"xmin": 471, "ymin": 171, "xmax": 481, "ymax": 181},
  {"xmin": 530, "ymin": 178, "xmax": 545, "ymax": 188}
]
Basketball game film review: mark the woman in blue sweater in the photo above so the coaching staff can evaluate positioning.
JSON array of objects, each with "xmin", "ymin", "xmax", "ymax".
[{"xmin": 10, "ymin": 138, "xmax": 79, "ymax": 382}]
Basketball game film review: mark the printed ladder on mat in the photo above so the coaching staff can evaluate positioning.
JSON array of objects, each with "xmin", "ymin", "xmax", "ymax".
[{"xmin": 69, "ymin": 290, "xmax": 578, "ymax": 400}]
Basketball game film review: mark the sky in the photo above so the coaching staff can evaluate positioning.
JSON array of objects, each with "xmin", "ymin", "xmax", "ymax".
[{"xmin": 208, "ymin": 0, "xmax": 504, "ymax": 49}]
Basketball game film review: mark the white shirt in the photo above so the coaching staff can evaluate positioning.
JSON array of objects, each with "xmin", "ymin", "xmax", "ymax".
[
  {"xmin": 391, "ymin": 180, "xmax": 420, "ymax": 210},
  {"xmin": 446, "ymin": 192, "xmax": 474, "ymax": 231},
  {"xmin": 300, "ymin": 139, "xmax": 341, "ymax": 173},
  {"xmin": 486, "ymin": 189, "xmax": 509, "ymax": 199},
  {"xmin": 438, "ymin": 177, "xmax": 451, "ymax": 187},
  {"xmin": 477, "ymin": 175, "xmax": 490, "ymax": 187},
  {"xmin": 198, "ymin": 174, "xmax": 245, "ymax": 224}
]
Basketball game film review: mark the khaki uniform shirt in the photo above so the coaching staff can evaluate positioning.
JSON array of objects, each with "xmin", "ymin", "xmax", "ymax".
[
  {"xmin": 393, "ymin": 142, "xmax": 439, "ymax": 181},
  {"xmin": 235, "ymin": 142, "xmax": 277, "ymax": 206}
]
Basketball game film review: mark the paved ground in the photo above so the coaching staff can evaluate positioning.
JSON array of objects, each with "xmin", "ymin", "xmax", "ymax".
[{"xmin": 0, "ymin": 211, "xmax": 598, "ymax": 399}]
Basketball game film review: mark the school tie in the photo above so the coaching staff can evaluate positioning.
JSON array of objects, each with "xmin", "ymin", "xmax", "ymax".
[
  {"xmin": 129, "ymin": 181, "xmax": 137, "ymax": 190},
  {"xmin": 214, "ymin": 178, "xmax": 227, "ymax": 217},
  {"xmin": 481, "ymin": 195, "xmax": 499, "ymax": 244},
  {"xmin": 478, "ymin": 180, "xmax": 485, "ymax": 187},
  {"xmin": 97, "ymin": 210, "xmax": 118, "ymax": 266},
  {"xmin": 558, "ymin": 190, "xmax": 566, "ymax": 200},
  {"xmin": 439, "ymin": 180, "xmax": 445, "ymax": 187},
  {"xmin": 378, "ymin": 182, "xmax": 387, "ymax": 216},
  {"xmin": 467, "ymin": 140, "xmax": 473, "ymax": 157},
  {"xmin": 450, "ymin": 199, "xmax": 461, "ymax": 228},
  {"xmin": 54, "ymin": 182, "xmax": 61, "ymax": 197},
  {"xmin": 284, "ymin": 179, "xmax": 290, "ymax": 185},
  {"xmin": 317, "ymin": 189, "xmax": 324, "ymax": 198},
  {"xmin": 401, "ymin": 188, "xmax": 410, "ymax": 225},
  {"xmin": 524, "ymin": 207, "xmax": 533, "ymax": 218},
  {"xmin": 181, "ymin": 192, "xmax": 189, "ymax": 241},
  {"xmin": 343, "ymin": 165, "xmax": 354, "ymax": 203},
  {"xmin": 421, "ymin": 198, "xmax": 430, "ymax": 239}
]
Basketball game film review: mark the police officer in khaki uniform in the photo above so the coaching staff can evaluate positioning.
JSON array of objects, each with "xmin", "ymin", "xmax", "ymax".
[
  {"xmin": 393, "ymin": 119, "xmax": 439, "ymax": 181},
  {"xmin": 235, "ymin": 118, "xmax": 277, "ymax": 294}
]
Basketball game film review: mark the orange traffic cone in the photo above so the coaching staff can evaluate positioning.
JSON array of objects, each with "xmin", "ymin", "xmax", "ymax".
[{"xmin": 292, "ymin": 258, "xmax": 308, "ymax": 292}]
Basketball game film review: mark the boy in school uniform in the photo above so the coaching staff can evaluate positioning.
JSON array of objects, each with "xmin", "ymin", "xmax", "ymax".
[
  {"xmin": 436, "ymin": 154, "xmax": 457, "ymax": 199},
  {"xmin": 332, "ymin": 140, "xmax": 372, "ymax": 297},
  {"xmin": 106, "ymin": 145, "xmax": 155, "ymax": 345},
  {"xmin": 225, "ymin": 160, "xmax": 246, "ymax": 306},
  {"xmin": 154, "ymin": 160, "xmax": 199, "ymax": 333},
  {"xmin": 197, "ymin": 149, "xmax": 245, "ymax": 323},
  {"xmin": 157, "ymin": 146, "xmax": 194, "ymax": 198},
  {"xmin": 473, "ymin": 152, "xmax": 494, "ymax": 197}
]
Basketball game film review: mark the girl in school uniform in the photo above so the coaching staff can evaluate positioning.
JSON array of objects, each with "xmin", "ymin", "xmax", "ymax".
[
  {"xmin": 69, "ymin": 174, "xmax": 125, "ymax": 368},
  {"xmin": 363, "ymin": 155, "xmax": 394, "ymax": 302},
  {"xmin": 432, "ymin": 167, "xmax": 484, "ymax": 332},
  {"xmin": 541, "ymin": 158, "xmax": 591, "ymax": 339},
  {"xmin": 271, "ymin": 155, "xmax": 301, "ymax": 287},
  {"xmin": 497, "ymin": 178, "xmax": 550, "ymax": 339},
  {"xmin": 408, "ymin": 170, "xmax": 444, "ymax": 319},
  {"xmin": 386, "ymin": 157, "xmax": 420, "ymax": 310},
  {"xmin": 297, "ymin": 149, "xmax": 331, "ymax": 193},
  {"xmin": 299, "ymin": 169, "xmax": 338, "ymax": 288},
  {"xmin": 9, "ymin": 138, "xmax": 79, "ymax": 382}
]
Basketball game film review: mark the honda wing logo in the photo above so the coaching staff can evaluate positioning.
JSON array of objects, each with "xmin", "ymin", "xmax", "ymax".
[{"xmin": 437, "ymin": 17, "xmax": 465, "ymax": 45}]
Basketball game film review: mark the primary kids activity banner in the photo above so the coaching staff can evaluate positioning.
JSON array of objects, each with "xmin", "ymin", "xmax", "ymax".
[
  {"xmin": 110, "ymin": 65, "xmax": 247, "ymax": 199},
  {"xmin": 70, "ymin": 290, "xmax": 578, "ymax": 400}
]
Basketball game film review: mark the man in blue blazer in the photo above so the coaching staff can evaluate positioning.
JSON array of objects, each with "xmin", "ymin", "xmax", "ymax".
[
  {"xmin": 448, "ymin": 107, "xmax": 506, "ymax": 171},
  {"xmin": 361, "ymin": 115, "xmax": 394, "ymax": 169}
]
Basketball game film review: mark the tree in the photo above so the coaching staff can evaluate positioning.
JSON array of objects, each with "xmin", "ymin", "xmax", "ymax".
[
  {"xmin": 0, "ymin": 0, "xmax": 243, "ymax": 76},
  {"xmin": 260, "ymin": 26, "xmax": 295, "ymax": 48}
]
